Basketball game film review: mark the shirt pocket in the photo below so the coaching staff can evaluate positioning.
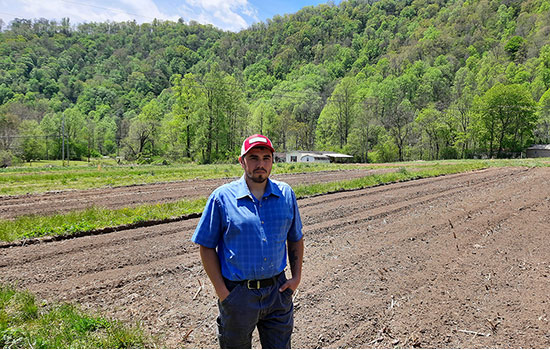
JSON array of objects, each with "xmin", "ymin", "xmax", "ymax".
[
  {"xmin": 225, "ymin": 201, "xmax": 258, "ymax": 240},
  {"xmin": 271, "ymin": 205, "xmax": 293, "ymax": 243}
]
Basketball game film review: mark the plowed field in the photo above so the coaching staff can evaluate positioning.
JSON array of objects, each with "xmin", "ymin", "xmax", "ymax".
[
  {"xmin": 1, "ymin": 167, "xmax": 549, "ymax": 348},
  {"xmin": 0, "ymin": 168, "xmax": 393, "ymax": 219}
]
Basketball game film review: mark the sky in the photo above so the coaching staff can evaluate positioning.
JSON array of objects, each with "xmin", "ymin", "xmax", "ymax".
[{"xmin": 0, "ymin": 0, "xmax": 340, "ymax": 32}]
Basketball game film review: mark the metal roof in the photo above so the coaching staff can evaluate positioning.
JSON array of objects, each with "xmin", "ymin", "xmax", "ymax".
[
  {"xmin": 527, "ymin": 144, "xmax": 550, "ymax": 150},
  {"xmin": 323, "ymin": 152, "xmax": 354, "ymax": 158},
  {"xmin": 288, "ymin": 150, "xmax": 353, "ymax": 158},
  {"xmin": 300, "ymin": 153, "xmax": 330, "ymax": 159}
]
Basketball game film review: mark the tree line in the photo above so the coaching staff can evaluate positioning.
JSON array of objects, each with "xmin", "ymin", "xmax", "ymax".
[{"xmin": 1, "ymin": 0, "xmax": 550, "ymax": 166}]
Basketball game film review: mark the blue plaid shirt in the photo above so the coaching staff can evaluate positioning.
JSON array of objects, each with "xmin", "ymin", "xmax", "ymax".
[{"xmin": 192, "ymin": 176, "xmax": 303, "ymax": 281}]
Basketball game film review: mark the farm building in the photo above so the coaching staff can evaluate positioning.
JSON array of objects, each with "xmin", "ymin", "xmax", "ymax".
[
  {"xmin": 526, "ymin": 144, "xmax": 550, "ymax": 158},
  {"xmin": 286, "ymin": 151, "xmax": 354, "ymax": 163}
]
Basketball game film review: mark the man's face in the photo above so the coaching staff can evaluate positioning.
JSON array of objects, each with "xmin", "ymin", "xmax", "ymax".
[{"xmin": 240, "ymin": 147, "xmax": 273, "ymax": 184}]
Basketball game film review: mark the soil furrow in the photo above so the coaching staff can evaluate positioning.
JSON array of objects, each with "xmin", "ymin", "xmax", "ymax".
[
  {"xmin": 0, "ymin": 168, "xmax": 393, "ymax": 219},
  {"xmin": 1, "ymin": 167, "xmax": 548, "ymax": 348},
  {"xmin": 302, "ymin": 167, "xmax": 524, "ymax": 233}
]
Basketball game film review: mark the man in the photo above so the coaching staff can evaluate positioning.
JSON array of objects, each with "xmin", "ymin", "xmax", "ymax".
[{"xmin": 192, "ymin": 134, "xmax": 304, "ymax": 349}]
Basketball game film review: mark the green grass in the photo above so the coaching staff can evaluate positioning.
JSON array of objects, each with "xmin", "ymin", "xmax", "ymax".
[
  {"xmin": 0, "ymin": 162, "xmax": 369, "ymax": 196},
  {"xmin": 292, "ymin": 161, "xmax": 488, "ymax": 197},
  {"xmin": 1, "ymin": 159, "xmax": 549, "ymax": 243},
  {"xmin": 0, "ymin": 285, "xmax": 151, "ymax": 348},
  {"xmin": 0, "ymin": 199, "xmax": 207, "ymax": 242},
  {"xmin": 0, "ymin": 161, "xmax": 480, "ymax": 242}
]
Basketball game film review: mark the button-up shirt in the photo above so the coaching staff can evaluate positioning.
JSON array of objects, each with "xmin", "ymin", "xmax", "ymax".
[{"xmin": 192, "ymin": 176, "xmax": 303, "ymax": 281}]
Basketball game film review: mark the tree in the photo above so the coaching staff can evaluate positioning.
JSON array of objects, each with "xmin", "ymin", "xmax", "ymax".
[
  {"xmin": 348, "ymin": 96, "xmax": 379, "ymax": 162},
  {"xmin": 221, "ymin": 74, "xmax": 248, "ymax": 156},
  {"xmin": 40, "ymin": 112, "xmax": 62, "ymax": 160},
  {"xmin": 480, "ymin": 83, "xmax": 537, "ymax": 157},
  {"xmin": 17, "ymin": 120, "xmax": 44, "ymax": 162},
  {"xmin": 191, "ymin": 65, "xmax": 247, "ymax": 163},
  {"xmin": 62, "ymin": 107, "xmax": 87, "ymax": 161},
  {"xmin": 415, "ymin": 106, "xmax": 449, "ymax": 160},
  {"xmin": 0, "ymin": 107, "xmax": 20, "ymax": 152},
  {"xmin": 449, "ymin": 66, "xmax": 476, "ymax": 158},
  {"xmin": 391, "ymin": 99, "xmax": 415, "ymax": 161},
  {"xmin": 376, "ymin": 77, "xmax": 414, "ymax": 161},
  {"xmin": 504, "ymin": 36, "xmax": 526, "ymax": 62},
  {"xmin": 535, "ymin": 88, "xmax": 550, "ymax": 144},
  {"xmin": 123, "ymin": 99, "xmax": 164, "ymax": 159},
  {"xmin": 331, "ymin": 77, "xmax": 358, "ymax": 148},
  {"xmin": 168, "ymin": 73, "xmax": 203, "ymax": 158},
  {"xmin": 316, "ymin": 77, "xmax": 358, "ymax": 150},
  {"xmin": 292, "ymin": 90, "xmax": 323, "ymax": 150}
]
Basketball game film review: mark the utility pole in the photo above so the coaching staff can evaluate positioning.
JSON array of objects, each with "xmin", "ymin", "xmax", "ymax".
[
  {"xmin": 62, "ymin": 112, "xmax": 65, "ymax": 166},
  {"xmin": 66, "ymin": 126, "xmax": 70, "ymax": 166}
]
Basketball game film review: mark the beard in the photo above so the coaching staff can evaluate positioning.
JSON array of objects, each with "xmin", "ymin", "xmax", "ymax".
[{"xmin": 247, "ymin": 169, "xmax": 268, "ymax": 183}]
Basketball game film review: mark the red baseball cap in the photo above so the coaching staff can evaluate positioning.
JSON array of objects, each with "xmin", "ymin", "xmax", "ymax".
[{"xmin": 240, "ymin": 134, "xmax": 275, "ymax": 158}]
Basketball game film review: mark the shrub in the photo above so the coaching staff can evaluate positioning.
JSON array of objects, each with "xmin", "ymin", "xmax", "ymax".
[
  {"xmin": 0, "ymin": 150, "xmax": 13, "ymax": 167},
  {"xmin": 440, "ymin": 146, "xmax": 458, "ymax": 159}
]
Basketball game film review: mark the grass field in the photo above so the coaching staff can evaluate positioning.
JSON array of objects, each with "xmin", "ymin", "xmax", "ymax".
[
  {"xmin": 3, "ymin": 159, "xmax": 549, "ymax": 242},
  {"xmin": 0, "ymin": 161, "xmax": 375, "ymax": 196},
  {"xmin": 0, "ymin": 285, "xmax": 152, "ymax": 348}
]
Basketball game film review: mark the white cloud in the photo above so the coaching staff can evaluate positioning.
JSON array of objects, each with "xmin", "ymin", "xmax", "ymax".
[
  {"xmin": 0, "ymin": 0, "xmax": 258, "ymax": 31},
  {"xmin": 179, "ymin": 0, "xmax": 258, "ymax": 32},
  {"xmin": 1, "ymin": 0, "xmax": 179, "ymax": 27}
]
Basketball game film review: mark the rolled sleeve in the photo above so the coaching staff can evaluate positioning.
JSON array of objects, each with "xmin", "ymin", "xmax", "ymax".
[{"xmin": 191, "ymin": 193, "xmax": 223, "ymax": 248}]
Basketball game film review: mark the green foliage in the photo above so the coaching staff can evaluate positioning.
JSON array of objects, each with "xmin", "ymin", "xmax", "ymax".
[
  {"xmin": 504, "ymin": 36, "xmax": 526, "ymax": 61},
  {"xmin": 0, "ymin": 163, "xmax": 243, "ymax": 195},
  {"xmin": 0, "ymin": 198, "xmax": 207, "ymax": 242},
  {"xmin": 293, "ymin": 161, "xmax": 489, "ymax": 197},
  {"xmin": 535, "ymin": 88, "xmax": 550, "ymax": 143},
  {"xmin": 0, "ymin": 150, "xmax": 13, "ymax": 167},
  {"xmin": 1, "ymin": 1, "xmax": 550, "ymax": 163},
  {"xmin": 479, "ymin": 83, "xmax": 537, "ymax": 157},
  {"xmin": 415, "ymin": 106, "xmax": 452, "ymax": 160},
  {"xmin": 0, "ymin": 285, "xmax": 150, "ymax": 348}
]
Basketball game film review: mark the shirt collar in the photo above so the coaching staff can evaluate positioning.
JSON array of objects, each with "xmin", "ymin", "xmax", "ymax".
[{"xmin": 236, "ymin": 175, "xmax": 281, "ymax": 200}]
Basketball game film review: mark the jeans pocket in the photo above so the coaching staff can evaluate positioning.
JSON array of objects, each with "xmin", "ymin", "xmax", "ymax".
[
  {"xmin": 220, "ymin": 283, "xmax": 241, "ymax": 308},
  {"xmin": 281, "ymin": 287, "xmax": 294, "ymax": 305}
]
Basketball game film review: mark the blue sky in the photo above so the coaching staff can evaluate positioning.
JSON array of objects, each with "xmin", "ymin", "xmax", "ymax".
[{"xmin": 0, "ymin": 0, "xmax": 340, "ymax": 32}]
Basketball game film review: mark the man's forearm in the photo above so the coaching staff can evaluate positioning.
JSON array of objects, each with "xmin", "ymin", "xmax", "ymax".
[
  {"xmin": 287, "ymin": 238, "xmax": 304, "ymax": 283},
  {"xmin": 199, "ymin": 245, "xmax": 230, "ymax": 301}
]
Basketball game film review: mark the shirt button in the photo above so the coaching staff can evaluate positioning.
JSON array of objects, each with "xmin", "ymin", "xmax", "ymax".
[
  {"xmin": 264, "ymin": 258, "xmax": 267, "ymax": 261},
  {"xmin": 261, "ymin": 221, "xmax": 264, "ymax": 224}
]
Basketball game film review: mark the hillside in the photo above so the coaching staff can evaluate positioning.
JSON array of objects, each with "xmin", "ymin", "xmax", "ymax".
[{"xmin": 1, "ymin": 0, "xmax": 550, "ymax": 164}]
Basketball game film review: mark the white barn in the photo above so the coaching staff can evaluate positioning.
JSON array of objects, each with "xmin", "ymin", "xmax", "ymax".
[{"xmin": 286, "ymin": 151, "xmax": 353, "ymax": 163}]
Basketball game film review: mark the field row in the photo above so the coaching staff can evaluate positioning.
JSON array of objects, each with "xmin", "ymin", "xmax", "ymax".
[{"xmin": 2, "ymin": 167, "xmax": 549, "ymax": 347}]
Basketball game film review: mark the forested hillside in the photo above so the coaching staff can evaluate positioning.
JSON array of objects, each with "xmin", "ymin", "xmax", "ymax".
[{"xmin": 1, "ymin": 0, "xmax": 550, "ymax": 165}]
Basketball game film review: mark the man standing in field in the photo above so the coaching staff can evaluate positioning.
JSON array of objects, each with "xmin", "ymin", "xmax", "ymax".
[{"xmin": 192, "ymin": 134, "xmax": 304, "ymax": 349}]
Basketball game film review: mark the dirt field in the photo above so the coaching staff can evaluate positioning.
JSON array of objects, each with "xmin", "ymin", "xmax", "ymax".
[
  {"xmin": 1, "ymin": 167, "xmax": 549, "ymax": 348},
  {"xmin": 0, "ymin": 168, "xmax": 394, "ymax": 219}
]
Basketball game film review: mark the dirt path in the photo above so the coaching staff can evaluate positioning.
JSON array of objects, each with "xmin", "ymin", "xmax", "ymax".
[
  {"xmin": 1, "ymin": 167, "xmax": 549, "ymax": 348},
  {"xmin": 0, "ymin": 168, "xmax": 394, "ymax": 219}
]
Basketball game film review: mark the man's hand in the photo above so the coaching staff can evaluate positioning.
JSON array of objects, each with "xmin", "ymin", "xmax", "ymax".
[
  {"xmin": 279, "ymin": 276, "xmax": 300, "ymax": 293},
  {"xmin": 217, "ymin": 286, "xmax": 231, "ymax": 302},
  {"xmin": 199, "ymin": 245, "xmax": 231, "ymax": 302},
  {"xmin": 280, "ymin": 238, "xmax": 304, "ymax": 293}
]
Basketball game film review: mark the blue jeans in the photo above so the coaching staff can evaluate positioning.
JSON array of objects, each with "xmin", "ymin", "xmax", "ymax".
[{"xmin": 217, "ymin": 273, "xmax": 294, "ymax": 349}]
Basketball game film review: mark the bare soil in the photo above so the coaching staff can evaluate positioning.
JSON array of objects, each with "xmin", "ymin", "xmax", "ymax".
[
  {"xmin": 0, "ymin": 168, "xmax": 393, "ymax": 219},
  {"xmin": 1, "ymin": 167, "xmax": 549, "ymax": 348}
]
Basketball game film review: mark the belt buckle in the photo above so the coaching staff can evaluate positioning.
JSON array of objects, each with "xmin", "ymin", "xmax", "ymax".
[{"xmin": 247, "ymin": 280, "xmax": 260, "ymax": 289}]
